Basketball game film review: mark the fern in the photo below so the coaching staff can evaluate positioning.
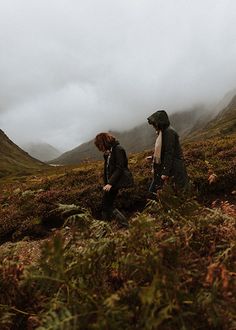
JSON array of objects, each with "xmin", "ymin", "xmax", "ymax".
[
  {"xmin": 37, "ymin": 307, "xmax": 78, "ymax": 330},
  {"xmin": 1, "ymin": 192, "xmax": 236, "ymax": 329}
]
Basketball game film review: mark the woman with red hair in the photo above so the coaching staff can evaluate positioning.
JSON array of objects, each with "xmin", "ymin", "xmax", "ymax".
[{"xmin": 94, "ymin": 132, "xmax": 133, "ymax": 227}]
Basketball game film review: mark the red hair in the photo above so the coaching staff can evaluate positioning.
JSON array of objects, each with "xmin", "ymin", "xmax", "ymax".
[{"xmin": 94, "ymin": 132, "xmax": 116, "ymax": 152}]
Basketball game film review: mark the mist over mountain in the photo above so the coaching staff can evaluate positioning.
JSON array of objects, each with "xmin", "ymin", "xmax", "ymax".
[
  {"xmin": 50, "ymin": 91, "xmax": 236, "ymax": 165},
  {"xmin": 1, "ymin": 1, "xmax": 236, "ymax": 150},
  {"xmin": 186, "ymin": 94, "xmax": 236, "ymax": 141},
  {"xmin": 23, "ymin": 143, "xmax": 62, "ymax": 162}
]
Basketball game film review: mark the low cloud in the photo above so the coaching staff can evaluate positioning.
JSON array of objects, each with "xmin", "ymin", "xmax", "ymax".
[{"xmin": 0, "ymin": 0, "xmax": 236, "ymax": 150}]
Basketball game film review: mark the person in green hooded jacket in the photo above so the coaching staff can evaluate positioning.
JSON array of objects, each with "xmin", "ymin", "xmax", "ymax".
[{"xmin": 147, "ymin": 110, "xmax": 189, "ymax": 195}]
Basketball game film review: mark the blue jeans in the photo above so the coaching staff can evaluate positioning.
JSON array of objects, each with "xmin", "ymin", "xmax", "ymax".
[{"xmin": 149, "ymin": 164, "xmax": 163, "ymax": 194}]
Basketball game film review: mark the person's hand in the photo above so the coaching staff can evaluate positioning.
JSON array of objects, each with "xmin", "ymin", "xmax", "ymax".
[
  {"xmin": 103, "ymin": 184, "xmax": 112, "ymax": 192},
  {"xmin": 161, "ymin": 175, "xmax": 169, "ymax": 181},
  {"xmin": 161, "ymin": 175, "xmax": 169, "ymax": 185},
  {"xmin": 145, "ymin": 156, "xmax": 153, "ymax": 162}
]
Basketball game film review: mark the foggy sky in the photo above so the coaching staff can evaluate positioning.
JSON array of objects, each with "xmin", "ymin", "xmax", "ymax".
[{"xmin": 0, "ymin": 0, "xmax": 236, "ymax": 151}]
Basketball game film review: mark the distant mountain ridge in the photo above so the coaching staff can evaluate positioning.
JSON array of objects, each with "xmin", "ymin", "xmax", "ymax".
[
  {"xmin": 51, "ymin": 92, "xmax": 236, "ymax": 165},
  {"xmin": 50, "ymin": 106, "xmax": 213, "ymax": 165},
  {"xmin": 23, "ymin": 142, "xmax": 61, "ymax": 162},
  {"xmin": 0, "ymin": 129, "xmax": 46, "ymax": 178}
]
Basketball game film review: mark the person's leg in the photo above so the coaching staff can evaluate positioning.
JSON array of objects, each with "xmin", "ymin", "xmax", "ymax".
[
  {"xmin": 173, "ymin": 160, "xmax": 190, "ymax": 193},
  {"xmin": 149, "ymin": 171, "xmax": 163, "ymax": 195},
  {"xmin": 101, "ymin": 189, "xmax": 128, "ymax": 228},
  {"xmin": 101, "ymin": 188, "xmax": 118, "ymax": 221}
]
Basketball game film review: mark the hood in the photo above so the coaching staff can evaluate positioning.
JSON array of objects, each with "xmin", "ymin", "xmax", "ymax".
[{"xmin": 147, "ymin": 110, "xmax": 170, "ymax": 130}]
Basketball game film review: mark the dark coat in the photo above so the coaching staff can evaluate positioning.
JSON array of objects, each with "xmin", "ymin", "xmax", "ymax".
[
  {"xmin": 147, "ymin": 110, "xmax": 189, "ymax": 188},
  {"xmin": 103, "ymin": 141, "xmax": 132, "ymax": 189}
]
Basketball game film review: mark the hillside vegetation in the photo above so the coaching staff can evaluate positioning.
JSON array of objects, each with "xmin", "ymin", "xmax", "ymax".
[
  {"xmin": 0, "ymin": 130, "xmax": 47, "ymax": 178},
  {"xmin": 0, "ymin": 131, "xmax": 235, "ymax": 329},
  {"xmin": 186, "ymin": 95, "xmax": 236, "ymax": 141}
]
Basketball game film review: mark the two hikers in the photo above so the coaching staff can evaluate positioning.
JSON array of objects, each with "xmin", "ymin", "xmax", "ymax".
[{"xmin": 94, "ymin": 110, "xmax": 188, "ymax": 226}]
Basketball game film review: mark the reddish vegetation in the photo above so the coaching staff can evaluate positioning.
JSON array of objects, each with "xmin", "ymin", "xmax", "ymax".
[{"xmin": 0, "ymin": 133, "xmax": 235, "ymax": 329}]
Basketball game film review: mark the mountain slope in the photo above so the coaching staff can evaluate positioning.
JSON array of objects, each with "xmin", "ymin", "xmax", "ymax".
[
  {"xmin": 51, "ymin": 107, "xmax": 210, "ymax": 165},
  {"xmin": 50, "ymin": 92, "xmax": 236, "ymax": 166},
  {"xmin": 1, "ymin": 117, "xmax": 235, "ymax": 329},
  {"xmin": 0, "ymin": 129, "xmax": 46, "ymax": 178},
  {"xmin": 186, "ymin": 94, "xmax": 236, "ymax": 141}
]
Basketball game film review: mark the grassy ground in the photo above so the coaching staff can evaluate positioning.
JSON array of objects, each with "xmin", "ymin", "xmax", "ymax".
[{"xmin": 0, "ymin": 134, "xmax": 235, "ymax": 329}]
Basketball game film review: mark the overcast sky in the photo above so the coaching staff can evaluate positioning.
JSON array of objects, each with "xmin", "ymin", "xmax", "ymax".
[{"xmin": 0, "ymin": 0, "xmax": 236, "ymax": 151}]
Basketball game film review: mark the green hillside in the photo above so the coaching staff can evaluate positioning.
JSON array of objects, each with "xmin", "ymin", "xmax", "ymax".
[
  {"xmin": 186, "ymin": 95, "xmax": 236, "ymax": 141},
  {"xmin": 0, "ymin": 129, "xmax": 47, "ymax": 178}
]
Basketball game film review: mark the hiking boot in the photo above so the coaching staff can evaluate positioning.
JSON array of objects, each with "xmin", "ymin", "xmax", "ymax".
[
  {"xmin": 101, "ymin": 211, "xmax": 112, "ymax": 221},
  {"xmin": 112, "ymin": 208, "xmax": 129, "ymax": 228}
]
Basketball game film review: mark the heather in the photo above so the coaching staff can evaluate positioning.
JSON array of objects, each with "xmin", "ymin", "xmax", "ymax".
[{"xmin": 0, "ymin": 134, "xmax": 235, "ymax": 329}]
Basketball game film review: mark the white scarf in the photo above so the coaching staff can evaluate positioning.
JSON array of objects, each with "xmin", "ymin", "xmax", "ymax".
[{"xmin": 153, "ymin": 130, "xmax": 162, "ymax": 164}]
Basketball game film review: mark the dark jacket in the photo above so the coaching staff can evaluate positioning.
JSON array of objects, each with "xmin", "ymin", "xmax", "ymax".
[
  {"xmin": 147, "ymin": 110, "xmax": 188, "ymax": 188},
  {"xmin": 103, "ymin": 141, "xmax": 132, "ymax": 188}
]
